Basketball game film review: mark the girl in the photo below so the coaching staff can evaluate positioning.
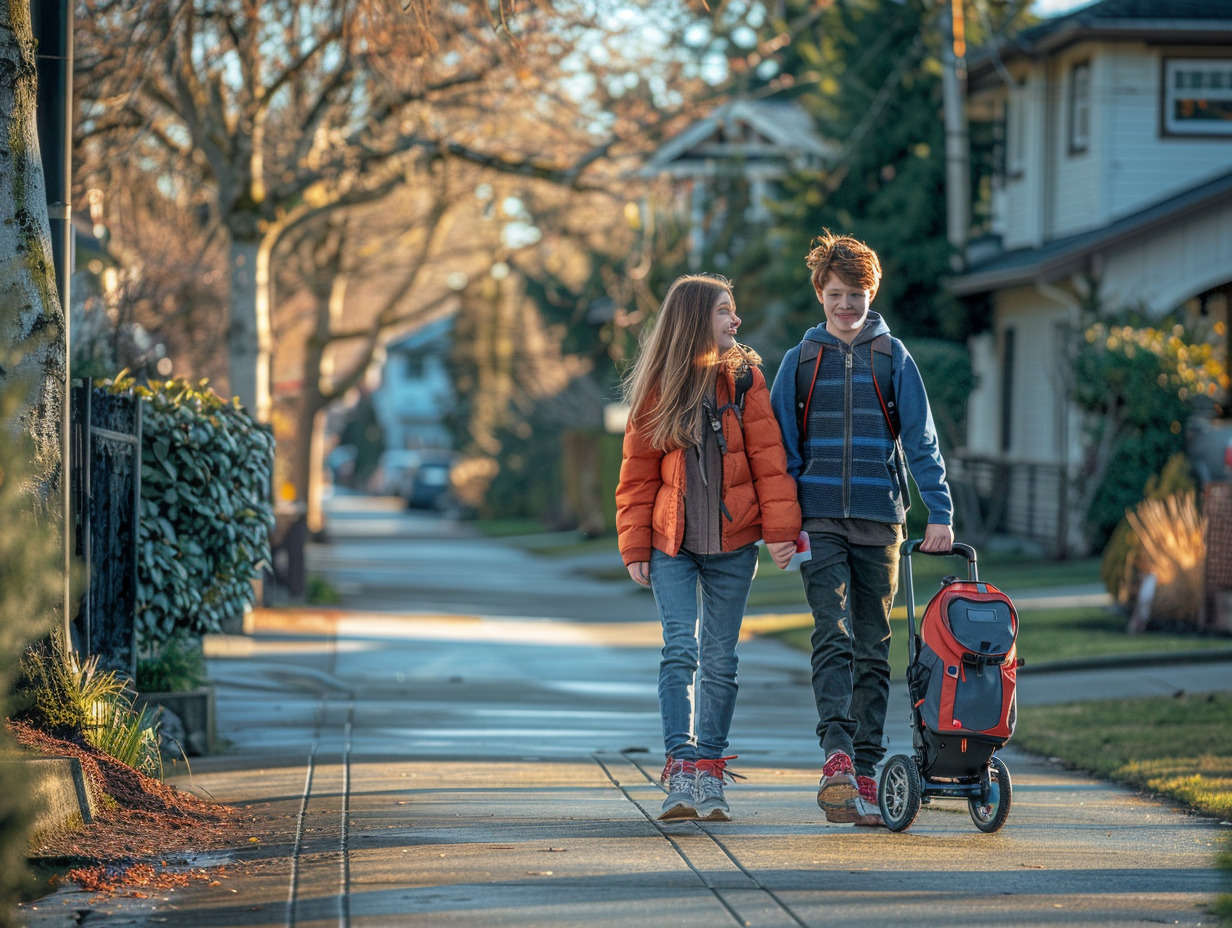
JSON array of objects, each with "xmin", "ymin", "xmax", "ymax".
[{"xmin": 616, "ymin": 274, "xmax": 801, "ymax": 821}]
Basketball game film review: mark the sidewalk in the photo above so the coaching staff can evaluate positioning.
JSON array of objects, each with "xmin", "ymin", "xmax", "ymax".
[{"xmin": 21, "ymin": 603, "xmax": 1232, "ymax": 928}]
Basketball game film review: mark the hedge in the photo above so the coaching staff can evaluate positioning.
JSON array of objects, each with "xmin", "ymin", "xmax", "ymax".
[{"xmin": 109, "ymin": 375, "xmax": 275, "ymax": 648}]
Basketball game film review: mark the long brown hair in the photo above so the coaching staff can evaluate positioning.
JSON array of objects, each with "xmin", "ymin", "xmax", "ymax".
[{"xmin": 621, "ymin": 274, "xmax": 760, "ymax": 451}]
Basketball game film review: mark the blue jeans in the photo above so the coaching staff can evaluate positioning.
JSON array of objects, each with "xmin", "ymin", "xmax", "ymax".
[
  {"xmin": 650, "ymin": 544, "xmax": 759, "ymax": 762},
  {"xmin": 799, "ymin": 531, "xmax": 898, "ymax": 777}
]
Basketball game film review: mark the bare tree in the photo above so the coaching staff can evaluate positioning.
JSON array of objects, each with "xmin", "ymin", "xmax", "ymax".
[{"xmin": 74, "ymin": 0, "xmax": 700, "ymax": 423}]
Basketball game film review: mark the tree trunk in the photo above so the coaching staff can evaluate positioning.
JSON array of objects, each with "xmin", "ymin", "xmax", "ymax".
[
  {"xmin": 227, "ymin": 232, "xmax": 272, "ymax": 422},
  {"xmin": 293, "ymin": 352, "xmax": 328, "ymax": 536},
  {"xmin": 0, "ymin": 1, "xmax": 67, "ymax": 514}
]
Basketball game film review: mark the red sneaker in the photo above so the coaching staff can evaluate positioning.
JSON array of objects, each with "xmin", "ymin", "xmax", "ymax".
[
  {"xmin": 855, "ymin": 774, "xmax": 885, "ymax": 827},
  {"xmin": 817, "ymin": 751, "xmax": 859, "ymax": 823}
]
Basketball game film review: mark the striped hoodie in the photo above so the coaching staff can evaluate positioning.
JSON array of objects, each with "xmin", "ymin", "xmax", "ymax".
[{"xmin": 768, "ymin": 312, "xmax": 952, "ymax": 528}]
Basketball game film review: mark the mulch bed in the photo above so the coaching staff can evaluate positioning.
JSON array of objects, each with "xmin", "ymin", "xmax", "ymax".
[{"xmin": 9, "ymin": 720, "xmax": 242, "ymax": 897}]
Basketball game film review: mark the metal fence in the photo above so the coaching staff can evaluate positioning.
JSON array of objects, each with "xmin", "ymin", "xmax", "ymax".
[
  {"xmin": 947, "ymin": 454, "xmax": 1071, "ymax": 558},
  {"xmin": 71, "ymin": 381, "xmax": 142, "ymax": 677}
]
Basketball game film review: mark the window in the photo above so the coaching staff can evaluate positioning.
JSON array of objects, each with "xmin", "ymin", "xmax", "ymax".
[
  {"xmin": 1068, "ymin": 61, "xmax": 1091, "ymax": 154},
  {"xmin": 1006, "ymin": 85, "xmax": 1026, "ymax": 177},
  {"xmin": 1163, "ymin": 57, "xmax": 1232, "ymax": 137}
]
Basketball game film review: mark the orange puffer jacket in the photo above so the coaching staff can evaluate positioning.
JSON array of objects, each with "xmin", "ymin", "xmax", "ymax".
[{"xmin": 616, "ymin": 365, "xmax": 801, "ymax": 566}]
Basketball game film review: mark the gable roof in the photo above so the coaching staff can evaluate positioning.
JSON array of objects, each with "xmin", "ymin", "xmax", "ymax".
[
  {"xmin": 643, "ymin": 98, "xmax": 832, "ymax": 178},
  {"xmin": 386, "ymin": 315, "xmax": 455, "ymax": 354},
  {"xmin": 969, "ymin": 0, "xmax": 1232, "ymax": 81},
  {"xmin": 948, "ymin": 169, "xmax": 1232, "ymax": 296}
]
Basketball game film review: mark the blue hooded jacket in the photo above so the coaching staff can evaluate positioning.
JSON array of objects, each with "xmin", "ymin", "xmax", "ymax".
[{"xmin": 768, "ymin": 312, "xmax": 952, "ymax": 526}]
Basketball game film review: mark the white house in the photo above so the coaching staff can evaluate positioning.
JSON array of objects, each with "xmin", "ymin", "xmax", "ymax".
[
  {"xmin": 949, "ymin": 0, "xmax": 1232, "ymax": 554},
  {"xmin": 643, "ymin": 98, "xmax": 833, "ymax": 268},
  {"xmin": 371, "ymin": 315, "xmax": 456, "ymax": 454}
]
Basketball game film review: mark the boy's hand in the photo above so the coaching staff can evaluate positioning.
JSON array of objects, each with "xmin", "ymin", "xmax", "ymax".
[
  {"xmin": 766, "ymin": 541, "xmax": 797, "ymax": 569},
  {"xmin": 919, "ymin": 523, "xmax": 954, "ymax": 553},
  {"xmin": 627, "ymin": 561, "xmax": 651, "ymax": 587}
]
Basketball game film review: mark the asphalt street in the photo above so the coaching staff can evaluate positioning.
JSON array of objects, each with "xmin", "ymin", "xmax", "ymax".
[{"xmin": 21, "ymin": 493, "xmax": 1232, "ymax": 927}]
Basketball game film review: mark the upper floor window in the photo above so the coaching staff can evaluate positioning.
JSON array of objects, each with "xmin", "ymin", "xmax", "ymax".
[
  {"xmin": 1068, "ymin": 61, "xmax": 1091, "ymax": 154},
  {"xmin": 1006, "ymin": 84, "xmax": 1026, "ymax": 177},
  {"xmin": 1163, "ymin": 57, "xmax": 1232, "ymax": 137}
]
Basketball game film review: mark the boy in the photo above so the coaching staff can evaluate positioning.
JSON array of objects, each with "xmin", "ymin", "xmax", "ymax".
[{"xmin": 769, "ymin": 231, "xmax": 953, "ymax": 827}]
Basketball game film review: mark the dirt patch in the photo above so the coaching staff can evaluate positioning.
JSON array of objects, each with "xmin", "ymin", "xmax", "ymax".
[{"xmin": 9, "ymin": 720, "xmax": 241, "ymax": 896}]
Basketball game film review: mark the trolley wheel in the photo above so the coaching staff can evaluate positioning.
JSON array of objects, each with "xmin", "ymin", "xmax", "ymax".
[
  {"xmin": 879, "ymin": 754, "xmax": 922, "ymax": 832},
  {"xmin": 968, "ymin": 754, "xmax": 1012, "ymax": 833}
]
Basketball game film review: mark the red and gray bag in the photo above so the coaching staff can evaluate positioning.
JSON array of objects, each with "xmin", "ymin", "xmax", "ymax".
[{"xmin": 903, "ymin": 542, "xmax": 1020, "ymax": 775}]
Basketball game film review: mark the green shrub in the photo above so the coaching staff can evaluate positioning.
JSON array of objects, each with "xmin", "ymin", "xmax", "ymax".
[
  {"xmin": 135, "ymin": 631, "xmax": 206, "ymax": 693},
  {"xmin": 108, "ymin": 375, "xmax": 275, "ymax": 648},
  {"xmin": 305, "ymin": 575, "xmax": 341, "ymax": 606},
  {"xmin": 16, "ymin": 636, "xmax": 161, "ymax": 778}
]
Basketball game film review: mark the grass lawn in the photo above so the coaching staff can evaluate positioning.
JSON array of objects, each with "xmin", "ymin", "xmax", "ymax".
[{"xmin": 1014, "ymin": 693, "xmax": 1232, "ymax": 923}]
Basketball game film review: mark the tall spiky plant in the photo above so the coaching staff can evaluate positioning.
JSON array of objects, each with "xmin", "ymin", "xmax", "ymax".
[{"xmin": 1126, "ymin": 491, "xmax": 1206, "ymax": 629}]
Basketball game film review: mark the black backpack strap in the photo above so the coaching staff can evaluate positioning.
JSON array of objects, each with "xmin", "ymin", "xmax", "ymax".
[
  {"xmin": 732, "ymin": 363, "xmax": 754, "ymax": 415},
  {"xmin": 870, "ymin": 334, "xmax": 899, "ymax": 439},
  {"xmin": 794, "ymin": 341, "xmax": 823, "ymax": 441}
]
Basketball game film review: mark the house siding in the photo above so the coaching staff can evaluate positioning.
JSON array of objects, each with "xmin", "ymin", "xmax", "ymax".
[
  {"xmin": 1002, "ymin": 73, "xmax": 1047, "ymax": 251},
  {"xmin": 1050, "ymin": 49, "xmax": 1103, "ymax": 239},
  {"xmin": 1105, "ymin": 46, "xmax": 1232, "ymax": 221},
  {"xmin": 992, "ymin": 287, "xmax": 1074, "ymax": 464},
  {"xmin": 1100, "ymin": 200, "xmax": 1232, "ymax": 313}
]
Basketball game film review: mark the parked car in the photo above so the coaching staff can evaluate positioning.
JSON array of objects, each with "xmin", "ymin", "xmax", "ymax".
[
  {"xmin": 401, "ymin": 456, "xmax": 454, "ymax": 510},
  {"xmin": 370, "ymin": 449, "xmax": 423, "ymax": 496},
  {"xmin": 1187, "ymin": 419, "xmax": 1232, "ymax": 486}
]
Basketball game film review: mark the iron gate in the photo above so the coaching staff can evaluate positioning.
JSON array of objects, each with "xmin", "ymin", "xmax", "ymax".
[{"xmin": 71, "ymin": 381, "xmax": 142, "ymax": 677}]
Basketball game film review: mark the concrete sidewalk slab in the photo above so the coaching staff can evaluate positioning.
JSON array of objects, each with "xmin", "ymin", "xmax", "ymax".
[{"xmin": 22, "ymin": 609, "xmax": 1230, "ymax": 928}]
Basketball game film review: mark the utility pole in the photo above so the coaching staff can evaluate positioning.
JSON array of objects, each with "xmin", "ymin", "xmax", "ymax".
[
  {"xmin": 32, "ymin": 0, "xmax": 74, "ymax": 644},
  {"xmin": 941, "ymin": 0, "xmax": 969, "ymax": 271}
]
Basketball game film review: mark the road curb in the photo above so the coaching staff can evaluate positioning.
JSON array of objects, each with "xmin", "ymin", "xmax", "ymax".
[{"xmin": 1022, "ymin": 647, "xmax": 1232, "ymax": 674}]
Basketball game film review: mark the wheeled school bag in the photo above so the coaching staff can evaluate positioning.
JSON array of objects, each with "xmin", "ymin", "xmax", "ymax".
[
  {"xmin": 910, "ymin": 544, "xmax": 1019, "ymax": 769},
  {"xmin": 879, "ymin": 541, "xmax": 1020, "ymax": 833}
]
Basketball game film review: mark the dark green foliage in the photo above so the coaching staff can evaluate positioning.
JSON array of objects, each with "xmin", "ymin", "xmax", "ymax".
[
  {"xmin": 752, "ymin": 0, "xmax": 961, "ymax": 345},
  {"xmin": 1068, "ymin": 313, "xmax": 1210, "ymax": 549},
  {"xmin": 337, "ymin": 394, "xmax": 385, "ymax": 489},
  {"xmin": 909, "ymin": 338, "xmax": 976, "ymax": 453},
  {"xmin": 1086, "ymin": 428, "xmax": 1186, "ymax": 551},
  {"xmin": 108, "ymin": 375, "xmax": 275, "ymax": 648},
  {"xmin": 12, "ymin": 637, "xmax": 87, "ymax": 736},
  {"xmin": 135, "ymin": 631, "xmax": 206, "ymax": 694}
]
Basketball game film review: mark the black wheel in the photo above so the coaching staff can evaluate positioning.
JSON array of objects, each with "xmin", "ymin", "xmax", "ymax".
[
  {"xmin": 969, "ymin": 754, "xmax": 1012, "ymax": 833},
  {"xmin": 879, "ymin": 754, "xmax": 922, "ymax": 832}
]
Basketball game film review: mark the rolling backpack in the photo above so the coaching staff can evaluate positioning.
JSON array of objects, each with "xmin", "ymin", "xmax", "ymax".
[{"xmin": 903, "ymin": 543, "xmax": 1020, "ymax": 778}]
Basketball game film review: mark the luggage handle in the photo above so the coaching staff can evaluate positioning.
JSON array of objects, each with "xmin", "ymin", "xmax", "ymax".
[{"xmin": 899, "ymin": 541, "xmax": 979, "ymax": 665}]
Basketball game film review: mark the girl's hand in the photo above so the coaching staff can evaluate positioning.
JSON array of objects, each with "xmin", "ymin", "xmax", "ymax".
[
  {"xmin": 627, "ymin": 561, "xmax": 651, "ymax": 587},
  {"xmin": 766, "ymin": 541, "xmax": 797, "ymax": 569}
]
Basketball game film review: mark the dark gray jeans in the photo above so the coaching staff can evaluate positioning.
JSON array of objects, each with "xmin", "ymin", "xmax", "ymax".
[{"xmin": 799, "ymin": 531, "xmax": 898, "ymax": 777}]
